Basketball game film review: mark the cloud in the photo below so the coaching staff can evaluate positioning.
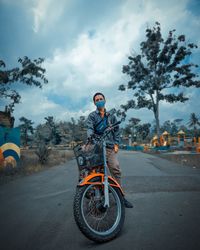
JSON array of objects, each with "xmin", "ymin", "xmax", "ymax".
[
  {"xmin": 43, "ymin": 5, "xmax": 145, "ymax": 100},
  {"xmin": 32, "ymin": 0, "xmax": 68, "ymax": 33},
  {"xmin": 2, "ymin": 0, "xmax": 199, "ymax": 126},
  {"xmin": 13, "ymin": 88, "xmax": 91, "ymax": 126},
  {"xmin": 43, "ymin": 0, "xmax": 199, "ymax": 98}
]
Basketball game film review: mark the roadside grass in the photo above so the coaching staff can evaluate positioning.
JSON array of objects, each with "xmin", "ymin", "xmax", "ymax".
[
  {"xmin": 144, "ymin": 150, "xmax": 200, "ymax": 168},
  {"xmin": 0, "ymin": 149, "xmax": 74, "ymax": 185},
  {"xmin": 157, "ymin": 153, "xmax": 200, "ymax": 168}
]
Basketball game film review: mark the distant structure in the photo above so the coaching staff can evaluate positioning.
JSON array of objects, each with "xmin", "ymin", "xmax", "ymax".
[
  {"xmin": 0, "ymin": 111, "xmax": 19, "ymax": 168},
  {"xmin": 0, "ymin": 111, "xmax": 15, "ymax": 128}
]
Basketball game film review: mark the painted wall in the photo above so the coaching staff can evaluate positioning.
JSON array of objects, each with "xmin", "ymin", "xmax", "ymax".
[{"xmin": 0, "ymin": 127, "xmax": 20, "ymax": 167}]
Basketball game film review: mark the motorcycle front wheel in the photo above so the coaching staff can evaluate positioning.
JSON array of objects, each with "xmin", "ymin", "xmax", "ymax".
[{"xmin": 73, "ymin": 184, "xmax": 125, "ymax": 243}]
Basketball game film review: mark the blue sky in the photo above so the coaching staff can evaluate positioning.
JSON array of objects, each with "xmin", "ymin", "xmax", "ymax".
[{"xmin": 0, "ymin": 0, "xmax": 200, "ymax": 127}]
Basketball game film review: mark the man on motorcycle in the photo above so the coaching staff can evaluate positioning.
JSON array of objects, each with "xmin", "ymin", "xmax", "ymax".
[{"xmin": 86, "ymin": 92, "xmax": 133, "ymax": 208}]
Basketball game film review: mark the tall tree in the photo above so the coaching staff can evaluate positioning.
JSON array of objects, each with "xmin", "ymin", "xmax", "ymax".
[
  {"xmin": 119, "ymin": 22, "xmax": 200, "ymax": 136},
  {"xmin": 0, "ymin": 57, "xmax": 48, "ymax": 112},
  {"xmin": 19, "ymin": 117, "xmax": 34, "ymax": 146}
]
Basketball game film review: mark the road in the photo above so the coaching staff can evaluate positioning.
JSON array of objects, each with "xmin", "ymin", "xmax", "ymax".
[{"xmin": 0, "ymin": 151, "xmax": 200, "ymax": 250}]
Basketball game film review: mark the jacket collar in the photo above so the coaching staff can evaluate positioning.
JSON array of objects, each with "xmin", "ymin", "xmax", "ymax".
[{"xmin": 95, "ymin": 108, "xmax": 107, "ymax": 114}]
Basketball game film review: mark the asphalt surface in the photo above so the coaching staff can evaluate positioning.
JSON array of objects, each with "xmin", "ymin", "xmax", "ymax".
[{"xmin": 0, "ymin": 151, "xmax": 200, "ymax": 250}]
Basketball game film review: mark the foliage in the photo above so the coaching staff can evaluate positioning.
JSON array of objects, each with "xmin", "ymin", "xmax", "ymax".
[
  {"xmin": 160, "ymin": 120, "xmax": 179, "ymax": 136},
  {"xmin": 187, "ymin": 113, "xmax": 200, "ymax": 137},
  {"xmin": 19, "ymin": 117, "xmax": 34, "ymax": 146},
  {"xmin": 0, "ymin": 57, "xmax": 48, "ymax": 112},
  {"xmin": 137, "ymin": 123, "xmax": 151, "ymax": 140},
  {"xmin": 61, "ymin": 116, "xmax": 87, "ymax": 142},
  {"xmin": 122, "ymin": 117, "xmax": 151, "ymax": 141},
  {"xmin": 33, "ymin": 115, "xmax": 87, "ymax": 146},
  {"xmin": 119, "ymin": 22, "xmax": 200, "ymax": 136},
  {"xmin": 44, "ymin": 116, "xmax": 62, "ymax": 145}
]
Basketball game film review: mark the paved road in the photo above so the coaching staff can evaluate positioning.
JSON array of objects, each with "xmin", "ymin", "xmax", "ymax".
[{"xmin": 0, "ymin": 151, "xmax": 200, "ymax": 250}]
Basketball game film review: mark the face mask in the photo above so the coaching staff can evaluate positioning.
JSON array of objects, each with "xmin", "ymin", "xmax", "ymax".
[{"xmin": 95, "ymin": 100, "xmax": 105, "ymax": 109}]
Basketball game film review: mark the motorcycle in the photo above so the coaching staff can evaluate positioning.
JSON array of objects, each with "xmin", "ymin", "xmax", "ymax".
[{"xmin": 73, "ymin": 120, "xmax": 125, "ymax": 243}]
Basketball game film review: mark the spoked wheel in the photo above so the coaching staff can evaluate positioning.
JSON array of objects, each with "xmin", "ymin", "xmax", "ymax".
[{"xmin": 73, "ymin": 184, "xmax": 125, "ymax": 243}]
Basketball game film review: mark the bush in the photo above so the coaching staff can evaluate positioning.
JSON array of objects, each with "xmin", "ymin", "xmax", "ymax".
[{"xmin": 35, "ymin": 143, "xmax": 51, "ymax": 164}]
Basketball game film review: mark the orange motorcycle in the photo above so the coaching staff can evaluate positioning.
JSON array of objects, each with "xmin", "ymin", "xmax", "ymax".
[{"xmin": 73, "ymin": 121, "xmax": 125, "ymax": 243}]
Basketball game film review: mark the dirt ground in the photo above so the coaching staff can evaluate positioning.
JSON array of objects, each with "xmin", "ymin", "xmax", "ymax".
[
  {"xmin": 146, "ymin": 151, "xmax": 200, "ymax": 169},
  {"xmin": 0, "ymin": 149, "xmax": 74, "ymax": 185}
]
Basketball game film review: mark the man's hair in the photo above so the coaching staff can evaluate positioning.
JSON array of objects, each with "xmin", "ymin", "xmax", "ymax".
[{"xmin": 93, "ymin": 92, "xmax": 105, "ymax": 102}]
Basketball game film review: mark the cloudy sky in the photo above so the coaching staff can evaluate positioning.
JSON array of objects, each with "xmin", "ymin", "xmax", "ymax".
[{"xmin": 0, "ymin": 0, "xmax": 200, "ymax": 127}]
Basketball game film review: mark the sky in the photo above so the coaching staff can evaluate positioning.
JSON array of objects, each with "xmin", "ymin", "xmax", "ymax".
[{"xmin": 0, "ymin": 0, "xmax": 200, "ymax": 127}]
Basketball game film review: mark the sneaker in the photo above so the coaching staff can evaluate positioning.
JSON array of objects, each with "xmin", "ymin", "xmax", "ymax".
[{"xmin": 124, "ymin": 198, "xmax": 133, "ymax": 208}]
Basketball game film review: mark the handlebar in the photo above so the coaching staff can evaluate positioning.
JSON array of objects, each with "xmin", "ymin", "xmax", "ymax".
[
  {"xmin": 112, "ymin": 120, "xmax": 121, "ymax": 126},
  {"xmin": 87, "ymin": 120, "xmax": 121, "ymax": 143}
]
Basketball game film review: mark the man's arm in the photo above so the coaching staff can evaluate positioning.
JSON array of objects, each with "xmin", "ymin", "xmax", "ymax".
[
  {"xmin": 86, "ymin": 113, "xmax": 95, "ymax": 138},
  {"xmin": 112, "ymin": 115, "xmax": 120, "ymax": 145}
]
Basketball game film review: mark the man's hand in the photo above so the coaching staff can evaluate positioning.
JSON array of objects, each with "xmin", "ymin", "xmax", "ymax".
[{"xmin": 114, "ymin": 144, "xmax": 119, "ymax": 153}]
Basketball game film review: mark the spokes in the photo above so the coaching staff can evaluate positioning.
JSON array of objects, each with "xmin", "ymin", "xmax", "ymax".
[{"xmin": 81, "ymin": 185, "xmax": 121, "ymax": 235}]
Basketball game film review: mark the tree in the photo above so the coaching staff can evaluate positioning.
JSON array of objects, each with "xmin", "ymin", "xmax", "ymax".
[
  {"xmin": 122, "ymin": 118, "xmax": 151, "ymax": 141},
  {"xmin": 129, "ymin": 117, "xmax": 141, "ymax": 127},
  {"xmin": 76, "ymin": 116, "xmax": 87, "ymax": 141},
  {"xmin": 57, "ymin": 121, "xmax": 72, "ymax": 143},
  {"xmin": 160, "ymin": 120, "xmax": 179, "ymax": 136},
  {"xmin": 170, "ymin": 122, "xmax": 179, "ymax": 136},
  {"xmin": 69, "ymin": 117, "xmax": 76, "ymax": 141},
  {"xmin": 128, "ymin": 117, "xmax": 140, "ymax": 141},
  {"xmin": 188, "ymin": 113, "xmax": 200, "ymax": 137},
  {"xmin": 137, "ymin": 123, "xmax": 151, "ymax": 140},
  {"xmin": 119, "ymin": 22, "xmax": 200, "ymax": 136},
  {"xmin": 44, "ymin": 116, "xmax": 61, "ymax": 145},
  {"xmin": 19, "ymin": 117, "xmax": 34, "ymax": 146},
  {"xmin": 160, "ymin": 120, "xmax": 173, "ymax": 134},
  {"xmin": 122, "ymin": 124, "xmax": 132, "ymax": 138},
  {"xmin": 34, "ymin": 124, "xmax": 50, "ymax": 144},
  {"xmin": 0, "ymin": 57, "xmax": 48, "ymax": 112}
]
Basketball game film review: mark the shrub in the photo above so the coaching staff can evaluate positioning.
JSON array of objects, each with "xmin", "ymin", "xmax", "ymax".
[{"xmin": 35, "ymin": 143, "xmax": 51, "ymax": 164}]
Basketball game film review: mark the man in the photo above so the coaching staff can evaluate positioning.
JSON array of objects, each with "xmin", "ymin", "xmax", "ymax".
[{"xmin": 86, "ymin": 92, "xmax": 133, "ymax": 208}]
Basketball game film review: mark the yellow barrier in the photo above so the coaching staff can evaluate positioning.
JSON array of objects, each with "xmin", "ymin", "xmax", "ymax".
[{"xmin": 196, "ymin": 141, "xmax": 200, "ymax": 153}]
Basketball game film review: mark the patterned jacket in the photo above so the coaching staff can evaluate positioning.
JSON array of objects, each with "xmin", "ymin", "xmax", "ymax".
[{"xmin": 86, "ymin": 109, "xmax": 120, "ymax": 148}]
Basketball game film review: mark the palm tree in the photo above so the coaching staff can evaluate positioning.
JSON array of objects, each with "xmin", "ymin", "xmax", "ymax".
[{"xmin": 188, "ymin": 113, "xmax": 200, "ymax": 137}]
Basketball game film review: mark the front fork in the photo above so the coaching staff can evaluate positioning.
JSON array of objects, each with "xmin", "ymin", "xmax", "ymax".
[{"xmin": 102, "ymin": 141, "xmax": 110, "ymax": 208}]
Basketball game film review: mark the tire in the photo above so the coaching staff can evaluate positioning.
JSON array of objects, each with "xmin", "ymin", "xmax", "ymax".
[{"xmin": 73, "ymin": 184, "xmax": 125, "ymax": 243}]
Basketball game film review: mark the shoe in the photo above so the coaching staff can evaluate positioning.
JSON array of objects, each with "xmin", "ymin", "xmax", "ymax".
[{"xmin": 124, "ymin": 198, "xmax": 133, "ymax": 208}]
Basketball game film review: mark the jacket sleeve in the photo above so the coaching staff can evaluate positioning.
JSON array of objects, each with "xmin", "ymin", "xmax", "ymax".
[
  {"xmin": 86, "ymin": 113, "xmax": 95, "ymax": 138},
  {"xmin": 112, "ymin": 115, "xmax": 120, "ymax": 145}
]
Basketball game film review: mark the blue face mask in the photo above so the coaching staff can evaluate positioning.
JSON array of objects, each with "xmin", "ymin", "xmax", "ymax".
[{"xmin": 95, "ymin": 100, "xmax": 105, "ymax": 109}]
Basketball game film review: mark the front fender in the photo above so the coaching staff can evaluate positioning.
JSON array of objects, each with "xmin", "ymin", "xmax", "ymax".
[{"xmin": 78, "ymin": 173, "xmax": 124, "ymax": 195}]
